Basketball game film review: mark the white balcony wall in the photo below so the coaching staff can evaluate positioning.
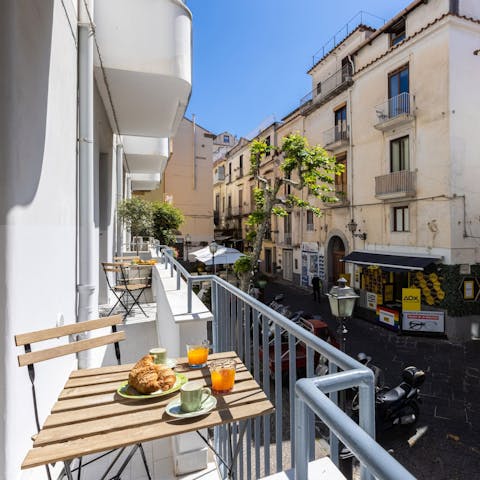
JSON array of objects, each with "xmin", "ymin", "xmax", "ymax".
[
  {"xmin": 123, "ymin": 136, "xmax": 169, "ymax": 175},
  {"xmin": 94, "ymin": 0, "xmax": 192, "ymax": 137},
  {"xmin": 130, "ymin": 173, "xmax": 162, "ymax": 191},
  {"xmin": 0, "ymin": 2, "xmax": 78, "ymax": 478}
]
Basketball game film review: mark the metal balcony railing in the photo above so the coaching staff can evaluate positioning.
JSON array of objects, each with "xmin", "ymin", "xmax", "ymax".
[
  {"xmin": 300, "ymin": 64, "xmax": 353, "ymax": 108},
  {"xmin": 283, "ymin": 232, "xmax": 292, "ymax": 245},
  {"xmin": 323, "ymin": 125, "xmax": 349, "ymax": 147},
  {"xmin": 375, "ymin": 92, "xmax": 415, "ymax": 124},
  {"xmin": 214, "ymin": 171, "xmax": 225, "ymax": 183},
  {"xmin": 159, "ymin": 248, "xmax": 415, "ymax": 480},
  {"xmin": 375, "ymin": 170, "xmax": 416, "ymax": 197}
]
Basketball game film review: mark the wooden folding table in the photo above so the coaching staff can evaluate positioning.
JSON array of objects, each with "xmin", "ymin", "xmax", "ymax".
[{"xmin": 22, "ymin": 351, "xmax": 274, "ymax": 479}]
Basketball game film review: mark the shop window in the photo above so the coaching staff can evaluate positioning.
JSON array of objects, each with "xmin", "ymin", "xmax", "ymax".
[
  {"xmin": 306, "ymin": 211, "xmax": 314, "ymax": 231},
  {"xmin": 390, "ymin": 19, "xmax": 406, "ymax": 47},
  {"xmin": 390, "ymin": 136, "xmax": 409, "ymax": 172},
  {"xmin": 393, "ymin": 206, "xmax": 409, "ymax": 232}
]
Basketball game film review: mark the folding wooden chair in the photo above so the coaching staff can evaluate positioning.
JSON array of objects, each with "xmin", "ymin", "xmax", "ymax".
[
  {"xmin": 102, "ymin": 262, "xmax": 150, "ymax": 318},
  {"xmin": 15, "ymin": 314, "xmax": 152, "ymax": 480}
]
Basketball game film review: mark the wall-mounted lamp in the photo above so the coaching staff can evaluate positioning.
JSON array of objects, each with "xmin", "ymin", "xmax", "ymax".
[{"xmin": 347, "ymin": 219, "xmax": 367, "ymax": 241}]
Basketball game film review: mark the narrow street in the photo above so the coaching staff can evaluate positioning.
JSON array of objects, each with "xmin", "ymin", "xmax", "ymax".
[{"xmin": 263, "ymin": 278, "xmax": 480, "ymax": 480}]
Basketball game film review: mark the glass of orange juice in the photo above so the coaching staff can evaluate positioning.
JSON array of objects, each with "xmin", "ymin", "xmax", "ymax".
[
  {"xmin": 209, "ymin": 359, "xmax": 236, "ymax": 394},
  {"xmin": 186, "ymin": 341, "xmax": 210, "ymax": 368}
]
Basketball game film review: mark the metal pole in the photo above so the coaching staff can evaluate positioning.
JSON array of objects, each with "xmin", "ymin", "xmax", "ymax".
[{"xmin": 115, "ymin": 141, "xmax": 124, "ymax": 257}]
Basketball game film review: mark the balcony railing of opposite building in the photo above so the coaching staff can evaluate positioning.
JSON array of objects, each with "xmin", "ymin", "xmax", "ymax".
[
  {"xmin": 214, "ymin": 171, "xmax": 225, "ymax": 183},
  {"xmin": 375, "ymin": 92, "xmax": 415, "ymax": 126},
  {"xmin": 375, "ymin": 170, "xmax": 416, "ymax": 198},
  {"xmin": 159, "ymin": 248, "xmax": 415, "ymax": 480},
  {"xmin": 323, "ymin": 125, "xmax": 349, "ymax": 148},
  {"xmin": 300, "ymin": 63, "xmax": 353, "ymax": 108},
  {"xmin": 283, "ymin": 232, "xmax": 292, "ymax": 245}
]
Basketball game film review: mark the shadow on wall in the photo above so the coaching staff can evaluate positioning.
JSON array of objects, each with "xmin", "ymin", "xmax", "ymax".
[
  {"xmin": 0, "ymin": 1, "xmax": 54, "ymax": 472},
  {"xmin": 0, "ymin": 0, "xmax": 54, "ymax": 218}
]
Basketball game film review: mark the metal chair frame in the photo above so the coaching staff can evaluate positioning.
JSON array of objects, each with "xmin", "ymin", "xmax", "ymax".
[
  {"xmin": 102, "ymin": 262, "xmax": 150, "ymax": 318},
  {"xmin": 15, "ymin": 315, "xmax": 152, "ymax": 480}
]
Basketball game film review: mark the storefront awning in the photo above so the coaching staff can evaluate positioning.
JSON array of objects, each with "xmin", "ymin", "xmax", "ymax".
[{"xmin": 342, "ymin": 251, "xmax": 442, "ymax": 271}]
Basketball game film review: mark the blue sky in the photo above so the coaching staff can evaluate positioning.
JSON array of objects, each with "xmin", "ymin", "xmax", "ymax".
[{"xmin": 185, "ymin": 0, "xmax": 412, "ymax": 138}]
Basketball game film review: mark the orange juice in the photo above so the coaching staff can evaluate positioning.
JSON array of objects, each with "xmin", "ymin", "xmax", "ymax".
[
  {"xmin": 187, "ymin": 345, "xmax": 209, "ymax": 367},
  {"xmin": 210, "ymin": 360, "xmax": 236, "ymax": 393}
]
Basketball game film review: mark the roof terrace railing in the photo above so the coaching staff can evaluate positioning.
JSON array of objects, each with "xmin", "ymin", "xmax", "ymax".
[{"xmin": 158, "ymin": 248, "xmax": 415, "ymax": 480}]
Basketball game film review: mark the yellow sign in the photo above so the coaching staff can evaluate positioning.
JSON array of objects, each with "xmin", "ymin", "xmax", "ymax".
[
  {"xmin": 341, "ymin": 273, "xmax": 351, "ymax": 286},
  {"xmin": 402, "ymin": 288, "xmax": 421, "ymax": 311}
]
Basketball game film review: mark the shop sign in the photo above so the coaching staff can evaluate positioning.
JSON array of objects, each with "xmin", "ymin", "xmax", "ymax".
[
  {"xmin": 301, "ymin": 242, "xmax": 318, "ymax": 253},
  {"xmin": 377, "ymin": 307, "xmax": 400, "ymax": 331},
  {"xmin": 402, "ymin": 288, "xmax": 421, "ymax": 311},
  {"xmin": 402, "ymin": 311, "xmax": 445, "ymax": 334},
  {"xmin": 366, "ymin": 291, "xmax": 377, "ymax": 310}
]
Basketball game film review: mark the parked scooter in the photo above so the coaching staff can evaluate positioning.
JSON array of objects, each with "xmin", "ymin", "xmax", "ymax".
[{"xmin": 351, "ymin": 357, "xmax": 425, "ymax": 431}]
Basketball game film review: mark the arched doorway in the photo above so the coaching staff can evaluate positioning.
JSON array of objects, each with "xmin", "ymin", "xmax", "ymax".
[{"xmin": 328, "ymin": 236, "xmax": 346, "ymax": 285}]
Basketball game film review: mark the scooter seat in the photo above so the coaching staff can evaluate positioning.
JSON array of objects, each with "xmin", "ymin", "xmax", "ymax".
[{"xmin": 378, "ymin": 385, "xmax": 407, "ymax": 404}]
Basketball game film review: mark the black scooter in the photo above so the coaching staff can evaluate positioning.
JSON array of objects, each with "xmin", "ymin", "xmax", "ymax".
[{"xmin": 375, "ymin": 365, "xmax": 425, "ymax": 430}]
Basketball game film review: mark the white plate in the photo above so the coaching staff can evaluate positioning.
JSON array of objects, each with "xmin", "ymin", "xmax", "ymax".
[
  {"xmin": 165, "ymin": 395, "xmax": 217, "ymax": 419},
  {"xmin": 164, "ymin": 358, "xmax": 177, "ymax": 368}
]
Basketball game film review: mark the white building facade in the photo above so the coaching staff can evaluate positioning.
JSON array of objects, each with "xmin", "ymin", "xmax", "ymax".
[{"xmin": 0, "ymin": 1, "xmax": 192, "ymax": 478}]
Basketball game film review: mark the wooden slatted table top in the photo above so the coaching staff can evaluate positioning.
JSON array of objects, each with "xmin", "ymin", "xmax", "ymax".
[{"xmin": 22, "ymin": 351, "xmax": 274, "ymax": 470}]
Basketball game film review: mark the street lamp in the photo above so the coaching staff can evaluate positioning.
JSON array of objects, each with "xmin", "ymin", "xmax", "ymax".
[
  {"xmin": 209, "ymin": 241, "xmax": 218, "ymax": 274},
  {"xmin": 185, "ymin": 233, "xmax": 191, "ymax": 261},
  {"xmin": 347, "ymin": 219, "xmax": 367, "ymax": 241},
  {"xmin": 327, "ymin": 277, "xmax": 359, "ymax": 353}
]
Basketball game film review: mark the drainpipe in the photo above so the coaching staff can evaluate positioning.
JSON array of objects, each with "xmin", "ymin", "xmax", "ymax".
[
  {"xmin": 77, "ymin": 0, "xmax": 97, "ymax": 368},
  {"xmin": 192, "ymin": 114, "xmax": 197, "ymax": 190},
  {"xmin": 116, "ymin": 141, "xmax": 124, "ymax": 257},
  {"xmin": 347, "ymin": 55, "xmax": 355, "ymax": 251}
]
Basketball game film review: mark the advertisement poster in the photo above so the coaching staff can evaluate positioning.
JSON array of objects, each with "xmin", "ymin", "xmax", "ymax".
[
  {"xmin": 377, "ymin": 307, "xmax": 400, "ymax": 331},
  {"xmin": 402, "ymin": 288, "xmax": 421, "ymax": 311},
  {"xmin": 366, "ymin": 292, "xmax": 377, "ymax": 310},
  {"xmin": 402, "ymin": 311, "xmax": 445, "ymax": 334}
]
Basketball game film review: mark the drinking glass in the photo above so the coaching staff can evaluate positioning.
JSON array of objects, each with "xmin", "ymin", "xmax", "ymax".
[
  {"xmin": 186, "ymin": 340, "xmax": 210, "ymax": 368},
  {"xmin": 209, "ymin": 359, "xmax": 236, "ymax": 394}
]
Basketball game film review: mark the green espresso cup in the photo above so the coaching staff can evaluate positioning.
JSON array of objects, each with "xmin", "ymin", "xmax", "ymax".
[{"xmin": 180, "ymin": 382, "xmax": 212, "ymax": 413}]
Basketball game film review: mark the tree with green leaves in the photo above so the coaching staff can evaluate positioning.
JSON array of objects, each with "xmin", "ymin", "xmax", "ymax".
[
  {"xmin": 118, "ymin": 196, "xmax": 154, "ymax": 240},
  {"xmin": 233, "ymin": 133, "xmax": 344, "ymax": 291},
  {"xmin": 151, "ymin": 201, "xmax": 184, "ymax": 246}
]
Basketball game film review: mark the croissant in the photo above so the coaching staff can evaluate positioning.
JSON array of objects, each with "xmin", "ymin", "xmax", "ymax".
[{"xmin": 128, "ymin": 355, "xmax": 176, "ymax": 394}]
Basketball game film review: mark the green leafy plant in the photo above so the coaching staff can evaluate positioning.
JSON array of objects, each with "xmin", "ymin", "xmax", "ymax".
[
  {"xmin": 151, "ymin": 201, "xmax": 184, "ymax": 246},
  {"xmin": 234, "ymin": 133, "xmax": 344, "ymax": 291},
  {"xmin": 118, "ymin": 197, "xmax": 154, "ymax": 238}
]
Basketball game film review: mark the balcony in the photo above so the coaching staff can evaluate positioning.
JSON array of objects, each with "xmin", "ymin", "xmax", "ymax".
[
  {"xmin": 323, "ymin": 125, "xmax": 349, "ymax": 150},
  {"xmin": 214, "ymin": 170, "xmax": 225, "ymax": 184},
  {"xmin": 300, "ymin": 64, "xmax": 353, "ymax": 113},
  {"xmin": 123, "ymin": 136, "xmax": 169, "ymax": 176},
  {"xmin": 129, "ymin": 172, "xmax": 161, "ymax": 191},
  {"xmin": 94, "ymin": 0, "xmax": 192, "ymax": 138},
  {"xmin": 283, "ymin": 232, "xmax": 292, "ymax": 245},
  {"xmin": 374, "ymin": 93, "xmax": 415, "ymax": 131},
  {"xmin": 375, "ymin": 170, "xmax": 416, "ymax": 199}
]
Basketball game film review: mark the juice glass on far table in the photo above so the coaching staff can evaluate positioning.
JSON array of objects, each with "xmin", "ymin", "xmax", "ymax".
[
  {"xmin": 209, "ymin": 359, "xmax": 236, "ymax": 394},
  {"xmin": 186, "ymin": 341, "xmax": 210, "ymax": 368}
]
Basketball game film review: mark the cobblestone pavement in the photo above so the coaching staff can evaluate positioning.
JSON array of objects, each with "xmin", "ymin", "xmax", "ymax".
[{"xmin": 263, "ymin": 278, "xmax": 480, "ymax": 480}]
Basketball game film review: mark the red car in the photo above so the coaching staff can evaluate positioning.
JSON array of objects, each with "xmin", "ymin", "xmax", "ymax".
[{"xmin": 259, "ymin": 318, "xmax": 339, "ymax": 379}]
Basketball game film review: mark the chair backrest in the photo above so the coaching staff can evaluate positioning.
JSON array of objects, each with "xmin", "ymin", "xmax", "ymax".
[
  {"xmin": 15, "ymin": 314, "xmax": 125, "ymax": 367},
  {"xmin": 102, "ymin": 262, "xmax": 129, "ymax": 289},
  {"xmin": 15, "ymin": 314, "xmax": 125, "ymax": 443}
]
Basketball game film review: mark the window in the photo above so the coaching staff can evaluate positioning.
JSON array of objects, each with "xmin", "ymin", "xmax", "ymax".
[
  {"xmin": 239, "ymin": 155, "xmax": 243, "ymax": 176},
  {"xmin": 250, "ymin": 185, "xmax": 256, "ymax": 209},
  {"xmin": 390, "ymin": 136, "xmax": 409, "ymax": 172},
  {"xmin": 335, "ymin": 153, "xmax": 347, "ymax": 197},
  {"xmin": 222, "ymin": 196, "xmax": 225, "ymax": 212},
  {"xmin": 390, "ymin": 19, "xmax": 406, "ymax": 47},
  {"xmin": 388, "ymin": 65, "xmax": 409, "ymax": 115},
  {"xmin": 393, "ymin": 206, "xmax": 409, "ymax": 232},
  {"xmin": 334, "ymin": 106, "xmax": 347, "ymax": 141},
  {"xmin": 227, "ymin": 195, "xmax": 232, "ymax": 216},
  {"xmin": 316, "ymin": 82, "xmax": 322, "ymax": 95},
  {"xmin": 223, "ymin": 134, "xmax": 230, "ymax": 143},
  {"xmin": 238, "ymin": 190, "xmax": 243, "ymax": 215},
  {"xmin": 306, "ymin": 211, "xmax": 314, "ymax": 231},
  {"xmin": 265, "ymin": 136, "xmax": 271, "ymax": 156},
  {"xmin": 215, "ymin": 194, "xmax": 220, "ymax": 212},
  {"xmin": 228, "ymin": 162, "xmax": 232, "ymax": 182}
]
